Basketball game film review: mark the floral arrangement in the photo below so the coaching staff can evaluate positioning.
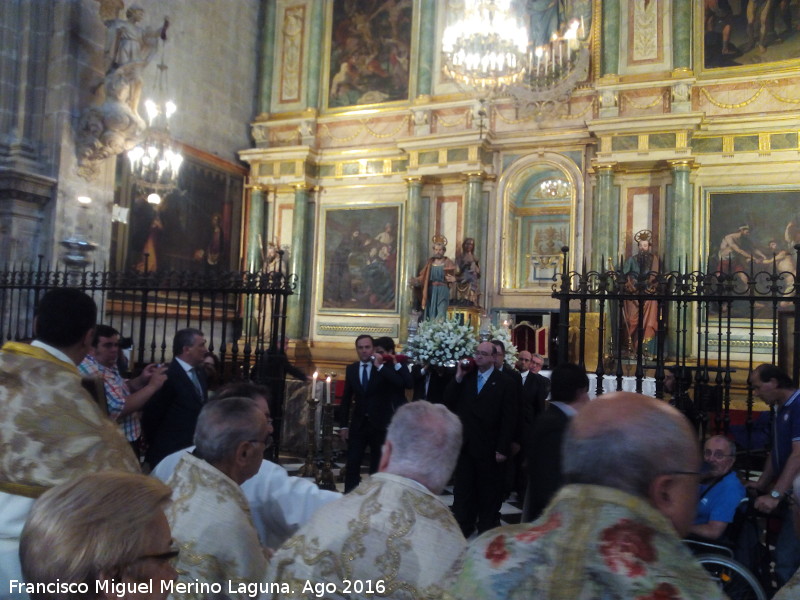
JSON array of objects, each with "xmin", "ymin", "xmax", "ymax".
[
  {"xmin": 489, "ymin": 324, "xmax": 518, "ymax": 367},
  {"xmin": 405, "ymin": 318, "xmax": 478, "ymax": 366}
]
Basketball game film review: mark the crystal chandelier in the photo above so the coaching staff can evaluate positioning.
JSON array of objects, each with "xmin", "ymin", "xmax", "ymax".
[
  {"xmin": 127, "ymin": 51, "xmax": 183, "ymax": 204},
  {"xmin": 442, "ymin": 2, "xmax": 591, "ymax": 117},
  {"xmin": 442, "ymin": 0, "xmax": 528, "ymax": 97}
]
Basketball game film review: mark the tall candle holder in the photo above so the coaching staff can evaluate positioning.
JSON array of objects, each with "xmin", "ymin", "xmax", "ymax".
[
  {"xmin": 297, "ymin": 371, "xmax": 319, "ymax": 478},
  {"xmin": 316, "ymin": 372, "xmax": 338, "ymax": 491}
]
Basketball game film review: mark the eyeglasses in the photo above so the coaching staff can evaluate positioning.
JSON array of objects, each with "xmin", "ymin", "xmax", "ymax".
[
  {"xmin": 704, "ymin": 450, "xmax": 734, "ymax": 459},
  {"xmin": 137, "ymin": 544, "xmax": 180, "ymax": 563}
]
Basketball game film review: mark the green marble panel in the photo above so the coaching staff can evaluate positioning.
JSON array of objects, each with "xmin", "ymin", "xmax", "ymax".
[
  {"xmin": 419, "ymin": 150, "xmax": 439, "ymax": 164},
  {"xmin": 734, "ymin": 135, "xmax": 759, "ymax": 152},
  {"xmin": 305, "ymin": 161, "xmax": 317, "ymax": 178},
  {"xmin": 279, "ymin": 162, "xmax": 295, "ymax": 175},
  {"xmin": 649, "ymin": 133, "xmax": 676, "ymax": 149},
  {"xmin": 366, "ymin": 160, "xmax": 384, "ymax": 174},
  {"xmin": 771, "ymin": 132, "xmax": 797, "ymax": 150},
  {"xmin": 691, "ymin": 137, "xmax": 723, "ymax": 153},
  {"xmin": 392, "ymin": 159, "xmax": 408, "ymax": 172},
  {"xmin": 447, "ymin": 148, "xmax": 469, "ymax": 162},
  {"xmin": 611, "ymin": 136, "xmax": 638, "ymax": 152},
  {"xmin": 258, "ymin": 163, "xmax": 274, "ymax": 176},
  {"xmin": 319, "ymin": 164, "xmax": 335, "ymax": 177},
  {"xmin": 342, "ymin": 162, "xmax": 360, "ymax": 175},
  {"xmin": 480, "ymin": 147, "xmax": 494, "ymax": 165},
  {"xmin": 503, "ymin": 154, "xmax": 521, "ymax": 170},
  {"xmin": 563, "ymin": 151, "xmax": 582, "ymax": 166}
]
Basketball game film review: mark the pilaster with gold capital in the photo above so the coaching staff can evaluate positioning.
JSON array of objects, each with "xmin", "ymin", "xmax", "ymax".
[
  {"xmin": 666, "ymin": 159, "xmax": 694, "ymax": 272},
  {"xmin": 401, "ymin": 176, "xmax": 425, "ymax": 342},
  {"xmin": 286, "ymin": 183, "xmax": 313, "ymax": 339},
  {"xmin": 592, "ymin": 163, "xmax": 619, "ymax": 270}
]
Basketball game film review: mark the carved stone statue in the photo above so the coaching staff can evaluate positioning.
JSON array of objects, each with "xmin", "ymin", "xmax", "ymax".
[{"xmin": 411, "ymin": 236, "xmax": 457, "ymax": 321}]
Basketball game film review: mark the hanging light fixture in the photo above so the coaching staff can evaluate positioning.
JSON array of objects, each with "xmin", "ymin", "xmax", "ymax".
[
  {"xmin": 442, "ymin": 2, "xmax": 591, "ymax": 118},
  {"xmin": 127, "ymin": 44, "xmax": 183, "ymax": 204}
]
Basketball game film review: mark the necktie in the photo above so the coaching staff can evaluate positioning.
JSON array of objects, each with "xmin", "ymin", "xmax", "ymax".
[
  {"xmin": 190, "ymin": 367, "xmax": 203, "ymax": 396},
  {"xmin": 477, "ymin": 371, "xmax": 486, "ymax": 393},
  {"xmin": 361, "ymin": 363, "xmax": 369, "ymax": 389}
]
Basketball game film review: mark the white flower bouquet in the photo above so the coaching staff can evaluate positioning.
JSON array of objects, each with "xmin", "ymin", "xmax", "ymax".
[
  {"xmin": 489, "ymin": 324, "xmax": 518, "ymax": 367},
  {"xmin": 405, "ymin": 318, "xmax": 478, "ymax": 366}
]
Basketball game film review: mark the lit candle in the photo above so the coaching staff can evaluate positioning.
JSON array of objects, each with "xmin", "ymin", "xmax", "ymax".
[
  {"xmin": 326, "ymin": 376, "xmax": 332, "ymax": 405},
  {"xmin": 535, "ymin": 46, "xmax": 543, "ymax": 78},
  {"xmin": 312, "ymin": 371, "xmax": 318, "ymax": 401}
]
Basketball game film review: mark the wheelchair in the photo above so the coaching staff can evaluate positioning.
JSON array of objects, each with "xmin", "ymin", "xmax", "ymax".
[{"xmin": 686, "ymin": 537, "xmax": 768, "ymax": 600}]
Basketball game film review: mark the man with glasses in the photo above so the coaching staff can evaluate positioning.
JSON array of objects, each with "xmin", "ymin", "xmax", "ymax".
[
  {"xmin": 687, "ymin": 435, "xmax": 745, "ymax": 540},
  {"xmin": 164, "ymin": 396, "xmax": 270, "ymax": 588},
  {"xmin": 445, "ymin": 341, "xmax": 516, "ymax": 537}
]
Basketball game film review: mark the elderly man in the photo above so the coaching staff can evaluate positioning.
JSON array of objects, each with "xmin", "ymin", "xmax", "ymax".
[
  {"xmin": 143, "ymin": 327, "xmax": 208, "ymax": 467},
  {"xmin": 445, "ymin": 341, "xmax": 516, "ymax": 537},
  {"xmin": 152, "ymin": 382, "xmax": 340, "ymax": 550},
  {"xmin": 166, "ymin": 397, "xmax": 270, "ymax": 592},
  {"xmin": 20, "ymin": 471, "xmax": 175, "ymax": 599},
  {"xmin": 688, "ymin": 435, "xmax": 745, "ymax": 540},
  {"xmin": 451, "ymin": 392, "xmax": 726, "ymax": 599},
  {"xmin": 269, "ymin": 401, "xmax": 465, "ymax": 600},
  {"xmin": 79, "ymin": 324, "xmax": 167, "ymax": 457},
  {"xmin": 0, "ymin": 288, "xmax": 138, "ymax": 597},
  {"xmin": 748, "ymin": 363, "xmax": 800, "ymax": 586}
]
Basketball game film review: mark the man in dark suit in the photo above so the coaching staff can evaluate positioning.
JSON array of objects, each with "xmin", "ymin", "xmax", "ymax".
[
  {"xmin": 411, "ymin": 363, "xmax": 449, "ymax": 403},
  {"xmin": 513, "ymin": 350, "xmax": 550, "ymax": 499},
  {"xmin": 522, "ymin": 362, "xmax": 589, "ymax": 522},
  {"xmin": 142, "ymin": 328, "xmax": 208, "ymax": 468},
  {"xmin": 339, "ymin": 334, "xmax": 411, "ymax": 492},
  {"xmin": 491, "ymin": 339, "xmax": 524, "ymax": 500},
  {"xmin": 445, "ymin": 341, "xmax": 516, "ymax": 537}
]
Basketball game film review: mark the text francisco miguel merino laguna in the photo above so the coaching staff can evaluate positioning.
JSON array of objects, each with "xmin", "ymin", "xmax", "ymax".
[{"xmin": 9, "ymin": 579, "xmax": 292, "ymax": 597}]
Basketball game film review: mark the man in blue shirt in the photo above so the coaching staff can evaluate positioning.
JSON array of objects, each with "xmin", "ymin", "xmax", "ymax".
[
  {"xmin": 749, "ymin": 364, "xmax": 800, "ymax": 587},
  {"xmin": 688, "ymin": 435, "xmax": 745, "ymax": 540}
]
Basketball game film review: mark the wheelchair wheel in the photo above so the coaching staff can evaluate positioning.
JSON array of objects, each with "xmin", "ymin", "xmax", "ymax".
[{"xmin": 696, "ymin": 554, "xmax": 768, "ymax": 600}]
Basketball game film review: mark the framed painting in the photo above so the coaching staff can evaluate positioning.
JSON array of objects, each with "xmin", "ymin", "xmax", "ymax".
[
  {"xmin": 112, "ymin": 147, "xmax": 245, "ymax": 274},
  {"xmin": 324, "ymin": 0, "xmax": 414, "ymax": 109},
  {"xmin": 698, "ymin": 1, "xmax": 800, "ymax": 72},
  {"xmin": 321, "ymin": 205, "xmax": 401, "ymax": 312},
  {"xmin": 705, "ymin": 188, "xmax": 799, "ymax": 317}
]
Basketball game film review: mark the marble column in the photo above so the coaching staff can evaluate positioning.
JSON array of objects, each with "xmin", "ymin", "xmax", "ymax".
[
  {"xmin": 592, "ymin": 164, "xmax": 619, "ymax": 270},
  {"xmin": 400, "ymin": 177, "xmax": 424, "ymax": 342},
  {"xmin": 602, "ymin": 0, "xmax": 620, "ymax": 77},
  {"xmin": 672, "ymin": 1, "xmax": 692, "ymax": 71},
  {"xmin": 415, "ymin": 0, "xmax": 436, "ymax": 96},
  {"xmin": 247, "ymin": 187, "xmax": 266, "ymax": 272},
  {"xmin": 286, "ymin": 184, "xmax": 311, "ymax": 339},
  {"xmin": 306, "ymin": 0, "xmax": 324, "ymax": 108},
  {"xmin": 667, "ymin": 160, "xmax": 693, "ymax": 273},
  {"xmin": 257, "ymin": 0, "xmax": 277, "ymax": 115}
]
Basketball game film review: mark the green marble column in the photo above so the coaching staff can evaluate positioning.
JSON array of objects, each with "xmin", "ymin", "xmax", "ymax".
[
  {"xmin": 286, "ymin": 184, "xmax": 311, "ymax": 339},
  {"xmin": 464, "ymin": 172, "xmax": 486, "ymax": 289},
  {"xmin": 400, "ymin": 177, "xmax": 424, "ymax": 343},
  {"xmin": 602, "ymin": 0, "xmax": 620, "ymax": 76},
  {"xmin": 258, "ymin": 0, "xmax": 277, "ymax": 115},
  {"xmin": 306, "ymin": 0, "xmax": 324, "ymax": 109},
  {"xmin": 667, "ymin": 160, "xmax": 693, "ymax": 272},
  {"xmin": 416, "ymin": 0, "xmax": 436, "ymax": 96},
  {"xmin": 592, "ymin": 164, "xmax": 619, "ymax": 270},
  {"xmin": 672, "ymin": 0, "xmax": 692, "ymax": 71},
  {"xmin": 247, "ymin": 188, "xmax": 266, "ymax": 272}
]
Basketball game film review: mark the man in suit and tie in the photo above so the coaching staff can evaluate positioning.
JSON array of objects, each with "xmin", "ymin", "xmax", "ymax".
[
  {"xmin": 522, "ymin": 362, "xmax": 590, "ymax": 522},
  {"xmin": 143, "ymin": 327, "xmax": 208, "ymax": 468},
  {"xmin": 518, "ymin": 351, "xmax": 550, "ymax": 443},
  {"xmin": 445, "ymin": 341, "xmax": 516, "ymax": 537},
  {"xmin": 339, "ymin": 334, "xmax": 410, "ymax": 492}
]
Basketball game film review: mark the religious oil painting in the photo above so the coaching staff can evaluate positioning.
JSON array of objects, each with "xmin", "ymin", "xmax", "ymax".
[
  {"xmin": 701, "ymin": 1, "xmax": 800, "ymax": 70},
  {"xmin": 116, "ymin": 150, "xmax": 244, "ymax": 275},
  {"xmin": 706, "ymin": 189, "xmax": 799, "ymax": 318},
  {"xmin": 327, "ymin": 0, "xmax": 413, "ymax": 108},
  {"xmin": 321, "ymin": 206, "xmax": 400, "ymax": 312}
]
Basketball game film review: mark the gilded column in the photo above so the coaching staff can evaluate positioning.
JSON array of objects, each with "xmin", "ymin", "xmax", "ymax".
[
  {"xmin": 602, "ymin": 0, "xmax": 620, "ymax": 76},
  {"xmin": 400, "ymin": 177, "xmax": 424, "ymax": 342},
  {"xmin": 672, "ymin": 0, "xmax": 692, "ymax": 72},
  {"xmin": 286, "ymin": 184, "xmax": 311, "ymax": 339},
  {"xmin": 258, "ymin": 0, "xmax": 277, "ymax": 115},
  {"xmin": 592, "ymin": 164, "xmax": 619, "ymax": 270},
  {"xmin": 306, "ymin": 0, "xmax": 324, "ymax": 108},
  {"xmin": 416, "ymin": 0, "xmax": 436, "ymax": 96}
]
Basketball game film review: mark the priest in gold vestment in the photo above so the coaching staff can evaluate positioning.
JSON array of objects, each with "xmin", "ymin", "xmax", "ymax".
[
  {"xmin": 267, "ymin": 401, "xmax": 465, "ymax": 600},
  {"xmin": 166, "ymin": 396, "xmax": 271, "ymax": 599},
  {"xmin": 0, "ymin": 289, "xmax": 139, "ymax": 599}
]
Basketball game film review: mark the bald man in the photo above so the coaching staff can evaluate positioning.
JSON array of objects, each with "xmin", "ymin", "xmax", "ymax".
[{"xmin": 450, "ymin": 392, "xmax": 726, "ymax": 600}]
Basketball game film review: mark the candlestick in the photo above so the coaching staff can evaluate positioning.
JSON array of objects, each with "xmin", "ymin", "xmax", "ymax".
[
  {"xmin": 326, "ymin": 376, "xmax": 332, "ymax": 405},
  {"xmin": 312, "ymin": 371, "xmax": 318, "ymax": 401}
]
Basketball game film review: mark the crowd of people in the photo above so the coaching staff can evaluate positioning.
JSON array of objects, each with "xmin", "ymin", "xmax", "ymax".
[{"xmin": 5, "ymin": 288, "xmax": 800, "ymax": 599}]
